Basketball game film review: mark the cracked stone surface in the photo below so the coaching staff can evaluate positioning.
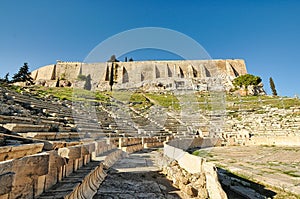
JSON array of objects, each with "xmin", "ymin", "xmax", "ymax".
[{"xmin": 93, "ymin": 149, "xmax": 183, "ymax": 199}]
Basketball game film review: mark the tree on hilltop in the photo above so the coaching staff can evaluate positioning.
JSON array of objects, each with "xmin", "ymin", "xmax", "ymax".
[
  {"xmin": 4, "ymin": 73, "xmax": 9, "ymax": 83},
  {"xmin": 233, "ymin": 74, "xmax": 262, "ymax": 95},
  {"xmin": 12, "ymin": 63, "xmax": 33, "ymax": 84},
  {"xmin": 269, "ymin": 77, "xmax": 277, "ymax": 96},
  {"xmin": 233, "ymin": 74, "xmax": 262, "ymax": 88},
  {"xmin": 107, "ymin": 55, "xmax": 119, "ymax": 62},
  {"xmin": 0, "ymin": 73, "xmax": 10, "ymax": 84},
  {"xmin": 109, "ymin": 63, "xmax": 114, "ymax": 91}
]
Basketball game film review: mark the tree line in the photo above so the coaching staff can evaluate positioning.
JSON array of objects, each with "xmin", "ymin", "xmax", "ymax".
[{"xmin": 0, "ymin": 63, "xmax": 33, "ymax": 84}]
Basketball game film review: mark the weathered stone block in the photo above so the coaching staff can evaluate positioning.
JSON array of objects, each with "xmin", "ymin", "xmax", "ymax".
[
  {"xmin": 0, "ymin": 143, "xmax": 44, "ymax": 161},
  {"xmin": 12, "ymin": 152, "xmax": 50, "ymax": 176},
  {"xmin": 0, "ymin": 160, "xmax": 14, "ymax": 174},
  {"xmin": 58, "ymin": 145, "xmax": 82, "ymax": 160},
  {"xmin": 185, "ymin": 184, "xmax": 198, "ymax": 197},
  {"xmin": 36, "ymin": 175, "xmax": 46, "ymax": 197},
  {"xmin": 0, "ymin": 172, "xmax": 14, "ymax": 195}
]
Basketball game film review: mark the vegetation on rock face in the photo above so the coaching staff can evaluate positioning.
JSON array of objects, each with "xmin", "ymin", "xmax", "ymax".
[
  {"xmin": 233, "ymin": 74, "xmax": 262, "ymax": 88},
  {"xmin": 269, "ymin": 77, "xmax": 278, "ymax": 96},
  {"xmin": 12, "ymin": 63, "xmax": 33, "ymax": 84},
  {"xmin": 77, "ymin": 74, "xmax": 87, "ymax": 81}
]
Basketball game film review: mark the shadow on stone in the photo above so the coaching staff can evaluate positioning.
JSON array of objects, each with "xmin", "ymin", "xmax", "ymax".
[{"xmin": 217, "ymin": 167, "xmax": 277, "ymax": 199}]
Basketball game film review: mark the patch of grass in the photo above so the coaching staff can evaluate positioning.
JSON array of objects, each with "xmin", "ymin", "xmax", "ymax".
[
  {"xmin": 192, "ymin": 150, "xmax": 213, "ymax": 158},
  {"xmin": 145, "ymin": 92, "xmax": 181, "ymax": 110},
  {"xmin": 31, "ymin": 86, "xmax": 110, "ymax": 102}
]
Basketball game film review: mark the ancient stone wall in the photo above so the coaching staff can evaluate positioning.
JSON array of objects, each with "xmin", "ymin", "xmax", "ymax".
[
  {"xmin": 31, "ymin": 59, "xmax": 247, "ymax": 90},
  {"xmin": 163, "ymin": 141, "xmax": 227, "ymax": 199}
]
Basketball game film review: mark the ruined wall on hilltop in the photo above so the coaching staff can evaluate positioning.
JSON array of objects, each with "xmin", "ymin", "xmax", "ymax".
[{"xmin": 31, "ymin": 59, "xmax": 247, "ymax": 89}]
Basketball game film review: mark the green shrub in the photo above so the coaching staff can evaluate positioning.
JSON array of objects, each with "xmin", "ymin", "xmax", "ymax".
[{"xmin": 233, "ymin": 74, "xmax": 262, "ymax": 88}]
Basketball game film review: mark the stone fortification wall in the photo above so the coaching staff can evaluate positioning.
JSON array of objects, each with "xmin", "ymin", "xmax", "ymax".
[
  {"xmin": 31, "ymin": 64, "xmax": 56, "ymax": 80},
  {"xmin": 55, "ymin": 61, "xmax": 82, "ymax": 80},
  {"xmin": 31, "ymin": 59, "xmax": 247, "ymax": 90}
]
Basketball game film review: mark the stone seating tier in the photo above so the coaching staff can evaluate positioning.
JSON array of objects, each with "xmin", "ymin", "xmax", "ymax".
[
  {"xmin": 3, "ymin": 123, "xmax": 51, "ymax": 133},
  {"xmin": 17, "ymin": 132, "xmax": 87, "ymax": 141},
  {"xmin": 0, "ymin": 143, "xmax": 44, "ymax": 161},
  {"xmin": 7, "ymin": 94, "xmax": 68, "ymax": 112}
]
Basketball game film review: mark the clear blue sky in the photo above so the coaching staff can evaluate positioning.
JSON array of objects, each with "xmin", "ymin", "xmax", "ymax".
[{"xmin": 0, "ymin": 0, "xmax": 299, "ymax": 96}]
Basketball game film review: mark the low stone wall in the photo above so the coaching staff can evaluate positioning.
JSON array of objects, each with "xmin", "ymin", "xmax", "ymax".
[
  {"xmin": 143, "ymin": 141, "xmax": 164, "ymax": 148},
  {"xmin": 121, "ymin": 144, "xmax": 144, "ymax": 154},
  {"xmin": 143, "ymin": 137, "xmax": 165, "ymax": 148},
  {"xmin": 167, "ymin": 137, "xmax": 222, "ymax": 151},
  {"xmin": 246, "ymin": 135, "xmax": 300, "ymax": 146},
  {"xmin": 118, "ymin": 136, "xmax": 166, "ymax": 153},
  {"xmin": 163, "ymin": 142, "xmax": 227, "ymax": 199}
]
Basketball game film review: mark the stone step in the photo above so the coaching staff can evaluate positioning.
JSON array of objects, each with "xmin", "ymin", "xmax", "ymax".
[
  {"xmin": 38, "ymin": 161, "xmax": 105, "ymax": 199},
  {"xmin": 0, "ymin": 142, "xmax": 44, "ymax": 161},
  {"xmin": 3, "ymin": 123, "xmax": 51, "ymax": 133},
  {"xmin": 38, "ymin": 148, "xmax": 123, "ymax": 199},
  {"xmin": 0, "ymin": 115, "xmax": 59, "ymax": 125},
  {"xmin": 17, "ymin": 132, "xmax": 86, "ymax": 140}
]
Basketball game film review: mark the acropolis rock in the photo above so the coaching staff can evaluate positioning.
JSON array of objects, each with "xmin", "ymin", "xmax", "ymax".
[{"xmin": 31, "ymin": 59, "xmax": 247, "ymax": 91}]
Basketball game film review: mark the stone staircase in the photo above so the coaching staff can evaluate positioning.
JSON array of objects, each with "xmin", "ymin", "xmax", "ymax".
[{"xmin": 0, "ymin": 86, "xmax": 170, "ymax": 199}]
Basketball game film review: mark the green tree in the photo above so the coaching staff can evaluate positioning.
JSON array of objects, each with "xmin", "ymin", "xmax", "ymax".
[
  {"xmin": 269, "ymin": 77, "xmax": 277, "ymax": 96},
  {"xmin": 12, "ymin": 63, "xmax": 33, "ymax": 84},
  {"xmin": 108, "ymin": 55, "xmax": 119, "ymax": 62},
  {"xmin": 233, "ymin": 74, "xmax": 262, "ymax": 88},
  {"xmin": 84, "ymin": 74, "xmax": 92, "ymax": 90},
  {"xmin": 0, "ymin": 73, "xmax": 10, "ymax": 83},
  {"xmin": 4, "ymin": 73, "xmax": 9, "ymax": 83}
]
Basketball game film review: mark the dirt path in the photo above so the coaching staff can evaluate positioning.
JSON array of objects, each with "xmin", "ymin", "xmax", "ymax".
[{"xmin": 93, "ymin": 148, "xmax": 183, "ymax": 199}]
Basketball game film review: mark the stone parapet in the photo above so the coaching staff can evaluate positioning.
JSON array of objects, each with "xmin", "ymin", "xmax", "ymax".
[{"xmin": 163, "ymin": 141, "xmax": 227, "ymax": 199}]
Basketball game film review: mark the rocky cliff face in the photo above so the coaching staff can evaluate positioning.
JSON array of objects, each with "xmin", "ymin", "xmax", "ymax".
[{"xmin": 31, "ymin": 59, "xmax": 247, "ymax": 92}]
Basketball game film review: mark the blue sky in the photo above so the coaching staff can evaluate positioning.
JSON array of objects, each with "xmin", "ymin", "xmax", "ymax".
[{"xmin": 0, "ymin": 0, "xmax": 299, "ymax": 96}]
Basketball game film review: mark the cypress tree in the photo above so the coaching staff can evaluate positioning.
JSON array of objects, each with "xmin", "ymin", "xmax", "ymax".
[
  {"xmin": 109, "ymin": 63, "xmax": 114, "ymax": 91},
  {"xmin": 269, "ymin": 77, "xmax": 277, "ymax": 96},
  {"xmin": 55, "ymin": 78, "xmax": 60, "ymax": 87},
  {"xmin": 84, "ymin": 74, "xmax": 92, "ymax": 90},
  {"xmin": 4, "ymin": 73, "xmax": 9, "ymax": 83}
]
